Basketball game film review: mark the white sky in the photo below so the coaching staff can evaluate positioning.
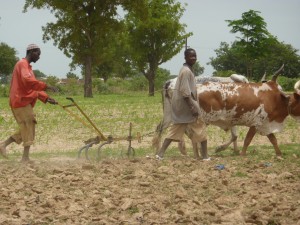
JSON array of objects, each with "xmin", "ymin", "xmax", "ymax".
[{"xmin": 0, "ymin": 0, "xmax": 299, "ymax": 78}]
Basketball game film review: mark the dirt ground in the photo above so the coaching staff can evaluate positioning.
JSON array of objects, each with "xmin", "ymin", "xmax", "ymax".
[
  {"xmin": 0, "ymin": 151, "xmax": 300, "ymax": 225},
  {"xmin": 0, "ymin": 116, "xmax": 299, "ymax": 225}
]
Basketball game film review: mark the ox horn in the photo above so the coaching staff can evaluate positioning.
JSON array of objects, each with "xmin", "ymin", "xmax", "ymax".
[
  {"xmin": 271, "ymin": 64, "xmax": 285, "ymax": 82},
  {"xmin": 261, "ymin": 71, "xmax": 267, "ymax": 83}
]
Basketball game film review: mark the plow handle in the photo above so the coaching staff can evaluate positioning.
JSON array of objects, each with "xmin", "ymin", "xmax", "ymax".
[
  {"xmin": 66, "ymin": 97, "xmax": 75, "ymax": 102},
  {"xmin": 65, "ymin": 97, "xmax": 107, "ymax": 141}
]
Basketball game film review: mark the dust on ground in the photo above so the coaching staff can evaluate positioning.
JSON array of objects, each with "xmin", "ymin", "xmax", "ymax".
[{"xmin": 0, "ymin": 153, "xmax": 299, "ymax": 225}]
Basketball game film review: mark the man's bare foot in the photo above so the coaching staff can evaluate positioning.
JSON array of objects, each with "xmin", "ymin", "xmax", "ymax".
[{"xmin": 0, "ymin": 142, "xmax": 8, "ymax": 159}]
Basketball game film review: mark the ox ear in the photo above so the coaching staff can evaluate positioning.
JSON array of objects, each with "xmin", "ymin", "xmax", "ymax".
[{"xmin": 280, "ymin": 92, "xmax": 290, "ymax": 103}]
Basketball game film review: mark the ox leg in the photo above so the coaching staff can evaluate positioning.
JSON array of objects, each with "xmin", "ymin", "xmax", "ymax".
[
  {"xmin": 178, "ymin": 140, "xmax": 187, "ymax": 156},
  {"xmin": 200, "ymin": 140, "xmax": 210, "ymax": 160},
  {"xmin": 192, "ymin": 141, "xmax": 201, "ymax": 160},
  {"xmin": 215, "ymin": 127, "xmax": 238, "ymax": 154},
  {"xmin": 240, "ymin": 127, "xmax": 256, "ymax": 156},
  {"xmin": 266, "ymin": 133, "xmax": 282, "ymax": 157},
  {"xmin": 156, "ymin": 138, "xmax": 172, "ymax": 159},
  {"xmin": 231, "ymin": 127, "xmax": 239, "ymax": 154}
]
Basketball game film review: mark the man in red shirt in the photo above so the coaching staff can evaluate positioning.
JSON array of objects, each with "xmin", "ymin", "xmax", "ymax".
[{"xmin": 0, "ymin": 44, "xmax": 58, "ymax": 162}]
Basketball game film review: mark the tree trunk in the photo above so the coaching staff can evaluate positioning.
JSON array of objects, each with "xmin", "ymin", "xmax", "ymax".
[
  {"xmin": 246, "ymin": 61, "xmax": 253, "ymax": 80},
  {"xmin": 84, "ymin": 56, "xmax": 93, "ymax": 98},
  {"xmin": 148, "ymin": 78, "xmax": 155, "ymax": 96},
  {"xmin": 145, "ymin": 69, "xmax": 155, "ymax": 96}
]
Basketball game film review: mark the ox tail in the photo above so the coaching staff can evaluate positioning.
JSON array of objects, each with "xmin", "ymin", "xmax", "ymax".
[
  {"xmin": 152, "ymin": 121, "xmax": 164, "ymax": 153},
  {"xmin": 151, "ymin": 80, "xmax": 173, "ymax": 153},
  {"xmin": 163, "ymin": 80, "xmax": 172, "ymax": 99}
]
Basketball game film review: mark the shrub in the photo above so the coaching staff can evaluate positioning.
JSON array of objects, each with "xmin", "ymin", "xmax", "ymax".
[
  {"xmin": 277, "ymin": 76, "xmax": 298, "ymax": 92},
  {"xmin": 93, "ymin": 79, "xmax": 110, "ymax": 94},
  {"xmin": 0, "ymin": 84, "xmax": 9, "ymax": 97}
]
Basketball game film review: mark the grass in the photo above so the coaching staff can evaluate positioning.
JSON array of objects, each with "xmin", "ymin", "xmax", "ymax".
[{"xmin": 0, "ymin": 92, "xmax": 299, "ymax": 163}]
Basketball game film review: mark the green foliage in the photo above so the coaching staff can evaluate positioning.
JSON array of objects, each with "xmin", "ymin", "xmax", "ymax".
[
  {"xmin": 277, "ymin": 76, "xmax": 298, "ymax": 92},
  {"xmin": 193, "ymin": 61, "xmax": 205, "ymax": 76},
  {"xmin": 209, "ymin": 42, "xmax": 245, "ymax": 74},
  {"xmin": 93, "ymin": 62, "xmax": 114, "ymax": 83},
  {"xmin": 155, "ymin": 68, "xmax": 171, "ymax": 89},
  {"xmin": 127, "ymin": 76, "xmax": 148, "ymax": 91},
  {"xmin": 210, "ymin": 40, "xmax": 300, "ymax": 81},
  {"xmin": 211, "ymin": 10, "xmax": 300, "ymax": 80},
  {"xmin": 44, "ymin": 75, "xmax": 59, "ymax": 86},
  {"xmin": 24, "ymin": 0, "xmax": 129, "ymax": 97},
  {"xmin": 213, "ymin": 70, "xmax": 237, "ymax": 77},
  {"xmin": 255, "ymin": 41, "xmax": 300, "ymax": 79},
  {"xmin": 226, "ymin": 10, "xmax": 270, "ymax": 57},
  {"xmin": 0, "ymin": 84, "xmax": 9, "ymax": 97},
  {"xmin": 33, "ymin": 69, "xmax": 47, "ymax": 79},
  {"xmin": 66, "ymin": 72, "xmax": 79, "ymax": 80},
  {"xmin": 125, "ymin": 0, "xmax": 192, "ymax": 95},
  {"xmin": 225, "ymin": 10, "xmax": 276, "ymax": 79},
  {"xmin": 57, "ymin": 80, "xmax": 84, "ymax": 96},
  {"xmin": 93, "ymin": 78, "xmax": 110, "ymax": 94},
  {"xmin": 0, "ymin": 42, "xmax": 18, "ymax": 84}
]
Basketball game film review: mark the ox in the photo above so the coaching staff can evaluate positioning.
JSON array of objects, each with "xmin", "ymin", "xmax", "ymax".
[
  {"xmin": 153, "ymin": 74, "xmax": 249, "ymax": 157},
  {"xmin": 153, "ymin": 65, "xmax": 300, "ymax": 157}
]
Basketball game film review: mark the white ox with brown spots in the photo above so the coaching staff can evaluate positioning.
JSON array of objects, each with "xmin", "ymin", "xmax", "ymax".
[
  {"xmin": 153, "ymin": 74, "xmax": 248, "ymax": 155},
  {"xmin": 153, "ymin": 65, "xmax": 300, "ymax": 157}
]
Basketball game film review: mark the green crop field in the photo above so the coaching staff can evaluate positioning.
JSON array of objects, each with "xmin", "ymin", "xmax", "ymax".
[{"xmin": 0, "ymin": 93, "xmax": 299, "ymax": 163}]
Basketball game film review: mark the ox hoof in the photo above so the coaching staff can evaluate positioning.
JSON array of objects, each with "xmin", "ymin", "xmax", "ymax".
[
  {"xmin": 275, "ymin": 155, "xmax": 284, "ymax": 161},
  {"xmin": 155, "ymin": 155, "xmax": 164, "ymax": 161},
  {"xmin": 202, "ymin": 157, "xmax": 211, "ymax": 161}
]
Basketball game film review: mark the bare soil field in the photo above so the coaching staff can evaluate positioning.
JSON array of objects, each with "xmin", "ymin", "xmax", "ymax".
[
  {"xmin": 0, "ymin": 151, "xmax": 299, "ymax": 225},
  {"xmin": 1, "ymin": 95, "xmax": 300, "ymax": 224}
]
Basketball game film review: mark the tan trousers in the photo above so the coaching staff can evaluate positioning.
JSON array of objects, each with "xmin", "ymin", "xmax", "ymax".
[
  {"xmin": 166, "ymin": 119, "xmax": 207, "ymax": 143},
  {"xmin": 11, "ymin": 105, "xmax": 37, "ymax": 147}
]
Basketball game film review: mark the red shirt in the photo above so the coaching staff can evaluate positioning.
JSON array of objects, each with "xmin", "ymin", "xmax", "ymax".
[{"xmin": 9, "ymin": 58, "xmax": 48, "ymax": 108}]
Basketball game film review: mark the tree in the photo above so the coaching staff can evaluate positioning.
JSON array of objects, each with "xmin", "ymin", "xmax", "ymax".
[
  {"xmin": 226, "ymin": 10, "xmax": 272, "ymax": 79},
  {"xmin": 125, "ymin": 0, "xmax": 192, "ymax": 96},
  {"xmin": 0, "ymin": 42, "xmax": 18, "ymax": 84},
  {"xmin": 257, "ymin": 40, "xmax": 300, "ymax": 79},
  {"xmin": 66, "ymin": 72, "xmax": 79, "ymax": 80},
  {"xmin": 209, "ymin": 41, "xmax": 246, "ymax": 75},
  {"xmin": 24, "ymin": 0, "xmax": 139, "ymax": 97},
  {"xmin": 93, "ymin": 62, "xmax": 113, "ymax": 83},
  {"xmin": 34, "ymin": 69, "xmax": 47, "ymax": 79},
  {"xmin": 193, "ymin": 61, "xmax": 204, "ymax": 76},
  {"xmin": 45, "ymin": 75, "xmax": 59, "ymax": 86},
  {"xmin": 155, "ymin": 67, "xmax": 171, "ymax": 89},
  {"xmin": 93, "ymin": 31, "xmax": 136, "ymax": 82},
  {"xmin": 209, "ymin": 40, "xmax": 300, "ymax": 81}
]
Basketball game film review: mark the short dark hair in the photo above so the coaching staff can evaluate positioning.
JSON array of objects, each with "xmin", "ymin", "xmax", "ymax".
[{"xmin": 184, "ymin": 48, "xmax": 196, "ymax": 57}]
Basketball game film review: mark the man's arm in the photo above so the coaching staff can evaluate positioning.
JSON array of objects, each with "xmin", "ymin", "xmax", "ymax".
[{"xmin": 184, "ymin": 96, "xmax": 199, "ymax": 117}]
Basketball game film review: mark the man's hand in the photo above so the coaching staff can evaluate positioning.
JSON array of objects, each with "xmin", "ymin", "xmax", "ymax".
[
  {"xmin": 190, "ymin": 106, "xmax": 199, "ymax": 117},
  {"xmin": 184, "ymin": 97, "xmax": 199, "ymax": 118},
  {"xmin": 46, "ymin": 97, "xmax": 57, "ymax": 105}
]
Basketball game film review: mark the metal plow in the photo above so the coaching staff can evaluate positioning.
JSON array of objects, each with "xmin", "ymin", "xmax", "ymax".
[{"xmin": 58, "ymin": 97, "xmax": 141, "ymax": 160}]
